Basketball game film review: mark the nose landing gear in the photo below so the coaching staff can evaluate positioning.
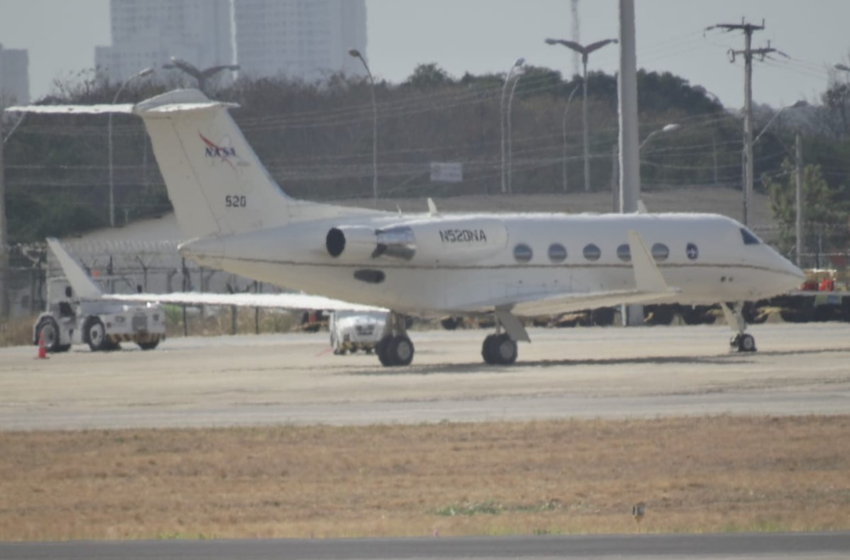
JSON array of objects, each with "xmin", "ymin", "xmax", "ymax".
[{"xmin": 722, "ymin": 302, "xmax": 757, "ymax": 353}]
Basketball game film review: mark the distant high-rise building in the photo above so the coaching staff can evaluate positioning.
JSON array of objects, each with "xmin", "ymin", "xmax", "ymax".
[
  {"xmin": 234, "ymin": 0, "xmax": 367, "ymax": 81},
  {"xmin": 0, "ymin": 43, "xmax": 30, "ymax": 104},
  {"xmin": 95, "ymin": 0, "xmax": 234, "ymax": 84}
]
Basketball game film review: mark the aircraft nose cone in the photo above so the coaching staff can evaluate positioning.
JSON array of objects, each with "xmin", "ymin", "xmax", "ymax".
[{"xmin": 779, "ymin": 257, "xmax": 806, "ymax": 290}]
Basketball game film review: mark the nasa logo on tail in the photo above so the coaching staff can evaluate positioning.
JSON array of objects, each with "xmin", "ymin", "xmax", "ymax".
[{"xmin": 199, "ymin": 133, "xmax": 247, "ymax": 171}]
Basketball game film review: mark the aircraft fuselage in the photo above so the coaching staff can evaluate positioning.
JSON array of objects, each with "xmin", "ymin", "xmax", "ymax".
[{"xmin": 180, "ymin": 211, "xmax": 803, "ymax": 316}]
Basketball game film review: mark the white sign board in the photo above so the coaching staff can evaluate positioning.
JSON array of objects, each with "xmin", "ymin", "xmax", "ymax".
[{"xmin": 430, "ymin": 162, "xmax": 463, "ymax": 183}]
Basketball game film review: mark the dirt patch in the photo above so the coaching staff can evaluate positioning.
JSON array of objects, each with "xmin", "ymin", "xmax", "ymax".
[{"xmin": 1, "ymin": 415, "xmax": 848, "ymax": 541}]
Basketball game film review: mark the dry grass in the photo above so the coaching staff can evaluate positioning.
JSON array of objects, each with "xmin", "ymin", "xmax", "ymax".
[
  {"xmin": 0, "ymin": 316, "xmax": 35, "ymax": 348},
  {"xmin": 1, "ymin": 416, "xmax": 849, "ymax": 541}
]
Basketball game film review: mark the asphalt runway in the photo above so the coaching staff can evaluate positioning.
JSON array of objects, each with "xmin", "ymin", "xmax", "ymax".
[
  {"xmin": 2, "ymin": 323, "xmax": 850, "ymax": 430},
  {"xmin": 1, "ymin": 533, "xmax": 848, "ymax": 560}
]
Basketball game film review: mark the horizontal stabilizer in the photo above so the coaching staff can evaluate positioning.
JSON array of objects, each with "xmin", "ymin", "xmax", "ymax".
[
  {"xmin": 104, "ymin": 291, "xmax": 387, "ymax": 313},
  {"xmin": 5, "ymin": 103, "xmax": 135, "ymax": 115},
  {"xmin": 46, "ymin": 238, "xmax": 103, "ymax": 300}
]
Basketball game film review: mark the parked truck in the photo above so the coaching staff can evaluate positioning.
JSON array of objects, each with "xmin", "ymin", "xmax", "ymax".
[
  {"xmin": 329, "ymin": 310, "xmax": 388, "ymax": 355},
  {"xmin": 33, "ymin": 238, "xmax": 166, "ymax": 353}
]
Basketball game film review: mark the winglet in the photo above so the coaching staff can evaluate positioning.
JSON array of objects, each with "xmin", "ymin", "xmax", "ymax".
[
  {"xmin": 46, "ymin": 238, "xmax": 103, "ymax": 300},
  {"xmin": 427, "ymin": 198, "xmax": 439, "ymax": 216},
  {"xmin": 627, "ymin": 230, "xmax": 669, "ymax": 293}
]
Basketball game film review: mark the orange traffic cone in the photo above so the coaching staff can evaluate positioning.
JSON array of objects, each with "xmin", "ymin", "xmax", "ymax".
[{"xmin": 36, "ymin": 331, "xmax": 48, "ymax": 360}]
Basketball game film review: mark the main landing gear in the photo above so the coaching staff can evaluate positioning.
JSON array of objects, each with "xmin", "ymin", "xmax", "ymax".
[
  {"xmin": 481, "ymin": 308, "xmax": 529, "ymax": 366},
  {"xmin": 722, "ymin": 302, "xmax": 757, "ymax": 353},
  {"xmin": 376, "ymin": 312, "xmax": 414, "ymax": 367}
]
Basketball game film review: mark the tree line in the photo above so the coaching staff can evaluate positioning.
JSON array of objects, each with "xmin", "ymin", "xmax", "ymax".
[{"xmin": 3, "ymin": 63, "xmax": 850, "ymax": 262}]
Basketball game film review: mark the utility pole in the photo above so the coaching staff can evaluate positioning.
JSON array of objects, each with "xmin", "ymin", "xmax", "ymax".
[
  {"xmin": 795, "ymin": 132, "xmax": 804, "ymax": 267},
  {"xmin": 611, "ymin": 144, "xmax": 619, "ymax": 212},
  {"xmin": 707, "ymin": 19, "xmax": 781, "ymax": 226},
  {"xmin": 618, "ymin": 0, "xmax": 642, "ymax": 326}
]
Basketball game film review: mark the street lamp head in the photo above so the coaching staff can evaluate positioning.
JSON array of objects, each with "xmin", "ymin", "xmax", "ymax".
[
  {"xmin": 661, "ymin": 123, "xmax": 681, "ymax": 132},
  {"xmin": 544, "ymin": 38, "xmax": 558, "ymax": 45},
  {"xmin": 514, "ymin": 58, "xmax": 525, "ymax": 68},
  {"xmin": 790, "ymin": 100, "xmax": 808, "ymax": 109},
  {"xmin": 137, "ymin": 68, "xmax": 155, "ymax": 78},
  {"xmin": 834, "ymin": 63, "xmax": 850, "ymax": 73},
  {"xmin": 348, "ymin": 49, "xmax": 362, "ymax": 58}
]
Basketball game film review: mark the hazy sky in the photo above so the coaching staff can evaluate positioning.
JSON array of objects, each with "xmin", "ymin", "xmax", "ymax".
[{"xmin": 0, "ymin": 0, "xmax": 847, "ymax": 108}]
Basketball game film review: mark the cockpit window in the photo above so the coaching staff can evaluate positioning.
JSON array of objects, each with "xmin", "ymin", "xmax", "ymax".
[{"xmin": 740, "ymin": 228, "xmax": 761, "ymax": 245}]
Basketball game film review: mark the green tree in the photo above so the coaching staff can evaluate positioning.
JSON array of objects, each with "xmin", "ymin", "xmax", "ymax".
[
  {"xmin": 404, "ymin": 63, "xmax": 453, "ymax": 89},
  {"xmin": 764, "ymin": 160, "xmax": 849, "ymax": 259}
]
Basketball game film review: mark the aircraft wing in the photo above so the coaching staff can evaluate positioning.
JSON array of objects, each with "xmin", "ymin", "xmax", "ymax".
[
  {"xmin": 103, "ymin": 291, "xmax": 387, "ymax": 312},
  {"xmin": 507, "ymin": 288, "xmax": 679, "ymax": 317}
]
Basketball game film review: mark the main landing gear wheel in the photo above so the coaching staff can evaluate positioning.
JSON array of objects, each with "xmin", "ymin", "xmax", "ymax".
[
  {"xmin": 482, "ymin": 333, "xmax": 518, "ymax": 366},
  {"xmin": 377, "ymin": 335, "xmax": 415, "ymax": 367},
  {"xmin": 731, "ymin": 333, "xmax": 756, "ymax": 353}
]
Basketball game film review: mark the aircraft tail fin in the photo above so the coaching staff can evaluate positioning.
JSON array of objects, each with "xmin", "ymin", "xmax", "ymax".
[
  {"xmin": 133, "ymin": 89, "xmax": 377, "ymax": 240},
  {"xmin": 46, "ymin": 238, "xmax": 103, "ymax": 300}
]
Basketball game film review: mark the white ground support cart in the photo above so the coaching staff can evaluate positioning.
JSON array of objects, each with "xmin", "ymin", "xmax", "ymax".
[
  {"xmin": 32, "ymin": 239, "xmax": 166, "ymax": 353},
  {"xmin": 329, "ymin": 310, "xmax": 388, "ymax": 355}
]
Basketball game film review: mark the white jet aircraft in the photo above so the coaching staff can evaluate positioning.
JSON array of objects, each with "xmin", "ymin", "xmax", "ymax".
[{"xmin": 8, "ymin": 90, "xmax": 805, "ymax": 367}]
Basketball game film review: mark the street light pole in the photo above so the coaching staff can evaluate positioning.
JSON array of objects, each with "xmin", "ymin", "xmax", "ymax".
[
  {"xmin": 348, "ymin": 49, "xmax": 378, "ymax": 207},
  {"xmin": 507, "ymin": 70, "xmax": 525, "ymax": 194},
  {"xmin": 546, "ymin": 38, "xmax": 618, "ymax": 192},
  {"xmin": 500, "ymin": 58, "xmax": 524, "ymax": 194},
  {"xmin": 0, "ymin": 116, "xmax": 7, "ymax": 319},
  {"xmin": 108, "ymin": 67, "xmax": 153, "ymax": 228},
  {"xmin": 562, "ymin": 83, "xmax": 581, "ymax": 192},
  {"xmin": 746, "ymin": 99, "xmax": 807, "ymax": 231},
  {"xmin": 795, "ymin": 132, "xmax": 804, "ymax": 267},
  {"xmin": 162, "ymin": 57, "xmax": 240, "ymax": 96},
  {"xmin": 639, "ymin": 123, "xmax": 681, "ymax": 150}
]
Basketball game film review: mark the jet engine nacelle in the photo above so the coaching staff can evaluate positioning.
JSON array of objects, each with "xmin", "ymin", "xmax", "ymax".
[
  {"xmin": 326, "ymin": 218, "xmax": 508, "ymax": 265},
  {"xmin": 325, "ymin": 226, "xmax": 381, "ymax": 261}
]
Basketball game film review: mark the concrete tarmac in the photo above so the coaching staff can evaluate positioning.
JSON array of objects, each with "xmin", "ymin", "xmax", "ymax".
[
  {"xmin": 2, "ymin": 323, "xmax": 850, "ymax": 431},
  {"xmin": 1, "ymin": 533, "xmax": 849, "ymax": 560}
]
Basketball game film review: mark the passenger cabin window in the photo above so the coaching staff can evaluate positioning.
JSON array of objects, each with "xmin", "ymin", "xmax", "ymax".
[
  {"xmin": 548, "ymin": 243, "xmax": 567, "ymax": 263},
  {"xmin": 514, "ymin": 243, "xmax": 533, "ymax": 263},
  {"xmin": 616, "ymin": 244, "xmax": 631, "ymax": 262},
  {"xmin": 583, "ymin": 244, "xmax": 601, "ymax": 261},
  {"xmin": 741, "ymin": 228, "xmax": 761, "ymax": 245},
  {"xmin": 651, "ymin": 243, "xmax": 670, "ymax": 262}
]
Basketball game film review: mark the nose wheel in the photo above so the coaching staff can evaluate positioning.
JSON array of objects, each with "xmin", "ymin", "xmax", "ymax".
[{"xmin": 731, "ymin": 332, "xmax": 756, "ymax": 352}]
